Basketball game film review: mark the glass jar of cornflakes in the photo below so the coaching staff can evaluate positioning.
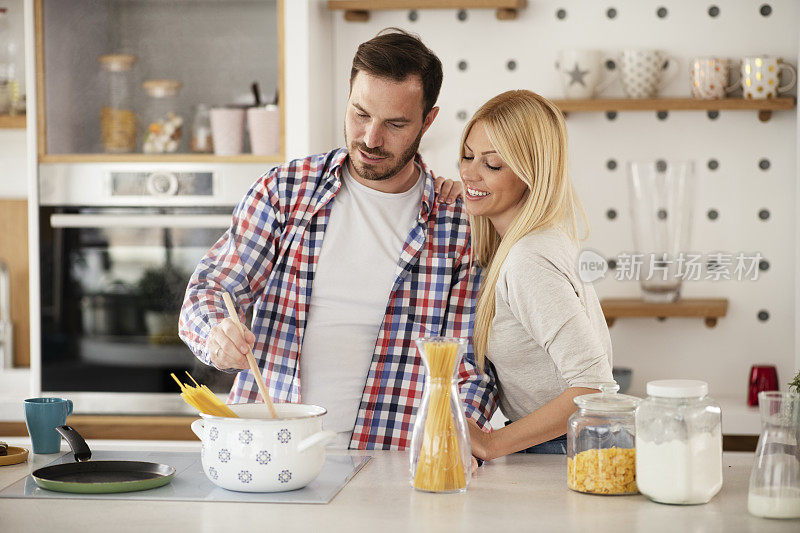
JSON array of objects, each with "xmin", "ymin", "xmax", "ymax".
[
  {"xmin": 98, "ymin": 54, "xmax": 137, "ymax": 153},
  {"xmin": 567, "ymin": 383, "xmax": 640, "ymax": 495}
]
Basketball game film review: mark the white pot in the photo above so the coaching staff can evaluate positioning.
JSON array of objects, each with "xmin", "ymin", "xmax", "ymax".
[{"xmin": 191, "ymin": 403, "xmax": 336, "ymax": 492}]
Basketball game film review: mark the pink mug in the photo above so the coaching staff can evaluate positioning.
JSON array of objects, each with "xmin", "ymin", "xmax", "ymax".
[{"xmin": 210, "ymin": 107, "xmax": 246, "ymax": 155}]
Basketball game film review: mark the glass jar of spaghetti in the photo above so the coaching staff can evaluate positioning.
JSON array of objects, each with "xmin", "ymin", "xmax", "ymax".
[
  {"xmin": 98, "ymin": 54, "xmax": 137, "ymax": 153},
  {"xmin": 567, "ymin": 383, "xmax": 640, "ymax": 495},
  {"xmin": 409, "ymin": 336, "xmax": 472, "ymax": 493}
]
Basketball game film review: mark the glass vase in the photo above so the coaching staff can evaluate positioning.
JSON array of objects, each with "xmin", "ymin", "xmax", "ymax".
[
  {"xmin": 627, "ymin": 160, "xmax": 696, "ymax": 303},
  {"xmin": 409, "ymin": 336, "xmax": 471, "ymax": 493}
]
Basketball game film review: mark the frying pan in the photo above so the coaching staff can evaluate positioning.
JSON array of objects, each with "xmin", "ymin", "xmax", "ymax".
[{"xmin": 31, "ymin": 425, "xmax": 176, "ymax": 494}]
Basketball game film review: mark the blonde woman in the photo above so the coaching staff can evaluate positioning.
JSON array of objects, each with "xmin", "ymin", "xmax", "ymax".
[{"xmin": 462, "ymin": 90, "xmax": 613, "ymax": 459}]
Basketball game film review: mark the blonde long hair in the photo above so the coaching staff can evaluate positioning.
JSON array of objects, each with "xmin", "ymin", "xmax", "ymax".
[{"xmin": 465, "ymin": 90, "xmax": 588, "ymax": 369}]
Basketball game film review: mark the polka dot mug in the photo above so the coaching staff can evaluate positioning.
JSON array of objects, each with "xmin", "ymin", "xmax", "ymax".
[
  {"xmin": 738, "ymin": 56, "xmax": 797, "ymax": 100},
  {"xmin": 620, "ymin": 49, "xmax": 681, "ymax": 99}
]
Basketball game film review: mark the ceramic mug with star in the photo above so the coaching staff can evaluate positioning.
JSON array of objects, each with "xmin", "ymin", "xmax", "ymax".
[
  {"xmin": 738, "ymin": 56, "xmax": 796, "ymax": 100},
  {"xmin": 620, "ymin": 49, "xmax": 680, "ymax": 98},
  {"xmin": 556, "ymin": 50, "xmax": 618, "ymax": 99}
]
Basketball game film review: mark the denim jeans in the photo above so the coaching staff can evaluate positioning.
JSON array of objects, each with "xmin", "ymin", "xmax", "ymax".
[
  {"xmin": 504, "ymin": 421, "xmax": 568, "ymax": 455},
  {"xmin": 521, "ymin": 434, "xmax": 567, "ymax": 455}
]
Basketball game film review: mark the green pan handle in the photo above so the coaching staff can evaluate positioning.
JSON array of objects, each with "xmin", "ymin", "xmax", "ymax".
[{"xmin": 56, "ymin": 425, "xmax": 92, "ymax": 462}]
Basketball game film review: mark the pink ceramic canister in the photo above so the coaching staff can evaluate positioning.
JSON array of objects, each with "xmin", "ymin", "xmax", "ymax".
[
  {"xmin": 247, "ymin": 105, "xmax": 280, "ymax": 155},
  {"xmin": 210, "ymin": 107, "xmax": 246, "ymax": 155}
]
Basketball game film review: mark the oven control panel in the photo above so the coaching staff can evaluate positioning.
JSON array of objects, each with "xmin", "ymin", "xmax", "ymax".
[{"xmin": 110, "ymin": 172, "xmax": 214, "ymax": 197}]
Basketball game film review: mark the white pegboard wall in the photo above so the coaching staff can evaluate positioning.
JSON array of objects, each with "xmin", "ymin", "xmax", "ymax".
[{"xmin": 329, "ymin": 0, "xmax": 799, "ymax": 399}]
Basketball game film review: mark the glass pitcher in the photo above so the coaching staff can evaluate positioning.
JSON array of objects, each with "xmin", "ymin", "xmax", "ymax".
[
  {"xmin": 747, "ymin": 391, "xmax": 800, "ymax": 519},
  {"xmin": 409, "ymin": 336, "xmax": 471, "ymax": 493}
]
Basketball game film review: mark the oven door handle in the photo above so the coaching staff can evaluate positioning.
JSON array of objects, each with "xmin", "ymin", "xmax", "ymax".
[{"xmin": 49, "ymin": 214, "xmax": 232, "ymax": 229}]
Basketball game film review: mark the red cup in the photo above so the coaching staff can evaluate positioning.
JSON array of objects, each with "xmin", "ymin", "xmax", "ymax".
[{"xmin": 748, "ymin": 365, "xmax": 779, "ymax": 406}]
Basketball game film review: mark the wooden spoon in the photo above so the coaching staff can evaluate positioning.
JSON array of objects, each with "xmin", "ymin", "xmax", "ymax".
[{"xmin": 221, "ymin": 292, "xmax": 278, "ymax": 419}]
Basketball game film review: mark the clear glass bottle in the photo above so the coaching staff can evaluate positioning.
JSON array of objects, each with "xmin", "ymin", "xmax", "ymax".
[
  {"xmin": 409, "ymin": 337, "xmax": 471, "ymax": 493},
  {"xmin": 98, "ymin": 54, "xmax": 137, "ymax": 153},
  {"xmin": 636, "ymin": 379, "xmax": 722, "ymax": 505},
  {"xmin": 141, "ymin": 79, "xmax": 183, "ymax": 153},
  {"xmin": 567, "ymin": 383, "xmax": 639, "ymax": 495},
  {"xmin": 190, "ymin": 104, "xmax": 213, "ymax": 153},
  {"xmin": 748, "ymin": 391, "xmax": 800, "ymax": 519}
]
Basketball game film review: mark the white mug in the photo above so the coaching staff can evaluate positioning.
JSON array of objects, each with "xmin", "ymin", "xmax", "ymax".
[
  {"xmin": 556, "ymin": 50, "xmax": 618, "ymax": 99},
  {"xmin": 620, "ymin": 49, "xmax": 680, "ymax": 98},
  {"xmin": 689, "ymin": 57, "xmax": 738, "ymax": 99},
  {"xmin": 738, "ymin": 56, "xmax": 796, "ymax": 99}
]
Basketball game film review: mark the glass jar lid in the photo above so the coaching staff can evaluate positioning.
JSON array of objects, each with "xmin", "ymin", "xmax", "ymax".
[
  {"xmin": 646, "ymin": 379, "xmax": 708, "ymax": 398},
  {"xmin": 98, "ymin": 54, "xmax": 138, "ymax": 72},
  {"xmin": 574, "ymin": 382, "xmax": 640, "ymax": 412},
  {"xmin": 142, "ymin": 79, "xmax": 183, "ymax": 98}
]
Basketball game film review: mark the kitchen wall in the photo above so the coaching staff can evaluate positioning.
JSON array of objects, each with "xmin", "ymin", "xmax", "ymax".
[{"xmin": 323, "ymin": 0, "xmax": 800, "ymax": 400}]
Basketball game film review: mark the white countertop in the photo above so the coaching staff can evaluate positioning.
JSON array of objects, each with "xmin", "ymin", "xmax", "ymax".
[{"xmin": 0, "ymin": 438, "xmax": 796, "ymax": 533}]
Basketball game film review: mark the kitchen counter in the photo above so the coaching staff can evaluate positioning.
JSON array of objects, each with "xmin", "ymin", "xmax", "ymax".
[{"xmin": 0, "ymin": 439, "xmax": 796, "ymax": 532}]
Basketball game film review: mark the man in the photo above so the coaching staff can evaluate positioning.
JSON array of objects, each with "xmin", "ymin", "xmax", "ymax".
[{"xmin": 179, "ymin": 29, "xmax": 496, "ymax": 450}]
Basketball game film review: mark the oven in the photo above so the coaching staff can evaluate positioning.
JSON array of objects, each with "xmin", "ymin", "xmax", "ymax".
[{"xmin": 36, "ymin": 163, "xmax": 267, "ymax": 414}]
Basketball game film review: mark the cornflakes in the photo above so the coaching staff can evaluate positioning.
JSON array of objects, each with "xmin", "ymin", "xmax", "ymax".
[{"xmin": 567, "ymin": 447, "xmax": 638, "ymax": 495}]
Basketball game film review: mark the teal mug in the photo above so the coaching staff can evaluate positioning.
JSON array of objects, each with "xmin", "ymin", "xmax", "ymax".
[{"xmin": 24, "ymin": 397, "xmax": 74, "ymax": 454}]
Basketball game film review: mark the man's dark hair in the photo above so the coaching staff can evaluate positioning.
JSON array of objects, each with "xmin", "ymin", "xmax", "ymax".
[{"xmin": 350, "ymin": 28, "xmax": 443, "ymax": 118}]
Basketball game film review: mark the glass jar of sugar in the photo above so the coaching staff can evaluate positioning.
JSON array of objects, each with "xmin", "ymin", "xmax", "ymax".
[{"xmin": 635, "ymin": 379, "xmax": 722, "ymax": 505}]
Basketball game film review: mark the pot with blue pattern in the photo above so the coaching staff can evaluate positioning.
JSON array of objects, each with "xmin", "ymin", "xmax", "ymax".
[{"xmin": 190, "ymin": 403, "xmax": 335, "ymax": 492}]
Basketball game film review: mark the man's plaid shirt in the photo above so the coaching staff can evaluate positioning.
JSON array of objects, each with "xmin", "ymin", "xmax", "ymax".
[{"xmin": 179, "ymin": 148, "xmax": 497, "ymax": 449}]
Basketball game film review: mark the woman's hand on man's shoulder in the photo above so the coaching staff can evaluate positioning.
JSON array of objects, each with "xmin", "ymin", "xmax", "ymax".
[{"xmin": 433, "ymin": 173, "xmax": 464, "ymax": 204}]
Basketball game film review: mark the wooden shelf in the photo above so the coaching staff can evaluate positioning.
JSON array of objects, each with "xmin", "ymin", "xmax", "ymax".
[
  {"xmin": 328, "ymin": 0, "xmax": 528, "ymax": 21},
  {"xmin": 601, "ymin": 298, "xmax": 729, "ymax": 328},
  {"xmin": 39, "ymin": 153, "xmax": 286, "ymax": 164},
  {"xmin": 0, "ymin": 114, "xmax": 26, "ymax": 129},
  {"xmin": 552, "ymin": 97, "xmax": 796, "ymax": 122}
]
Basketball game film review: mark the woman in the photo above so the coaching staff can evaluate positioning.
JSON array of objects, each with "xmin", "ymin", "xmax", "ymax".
[{"xmin": 461, "ymin": 90, "xmax": 614, "ymax": 459}]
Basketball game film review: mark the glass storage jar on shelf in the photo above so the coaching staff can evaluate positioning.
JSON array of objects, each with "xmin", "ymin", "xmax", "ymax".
[
  {"xmin": 635, "ymin": 380, "xmax": 722, "ymax": 505},
  {"xmin": 141, "ymin": 79, "xmax": 183, "ymax": 153},
  {"xmin": 189, "ymin": 104, "xmax": 213, "ymax": 153},
  {"xmin": 567, "ymin": 383, "xmax": 639, "ymax": 495},
  {"xmin": 0, "ymin": 6, "xmax": 20, "ymax": 116},
  {"xmin": 98, "ymin": 54, "xmax": 138, "ymax": 153}
]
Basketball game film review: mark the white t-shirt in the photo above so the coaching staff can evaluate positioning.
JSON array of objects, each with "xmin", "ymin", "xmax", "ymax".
[{"xmin": 299, "ymin": 161, "xmax": 425, "ymax": 448}]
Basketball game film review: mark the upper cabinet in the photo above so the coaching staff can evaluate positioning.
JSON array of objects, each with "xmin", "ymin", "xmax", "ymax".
[{"xmin": 35, "ymin": 0, "xmax": 284, "ymax": 163}]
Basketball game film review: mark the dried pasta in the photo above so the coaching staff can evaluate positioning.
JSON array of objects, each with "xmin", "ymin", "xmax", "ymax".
[
  {"xmin": 171, "ymin": 372, "xmax": 238, "ymax": 418},
  {"xmin": 413, "ymin": 340, "xmax": 466, "ymax": 492}
]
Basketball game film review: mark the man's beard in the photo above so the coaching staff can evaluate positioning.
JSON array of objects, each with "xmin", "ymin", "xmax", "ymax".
[{"xmin": 345, "ymin": 125, "xmax": 423, "ymax": 181}]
